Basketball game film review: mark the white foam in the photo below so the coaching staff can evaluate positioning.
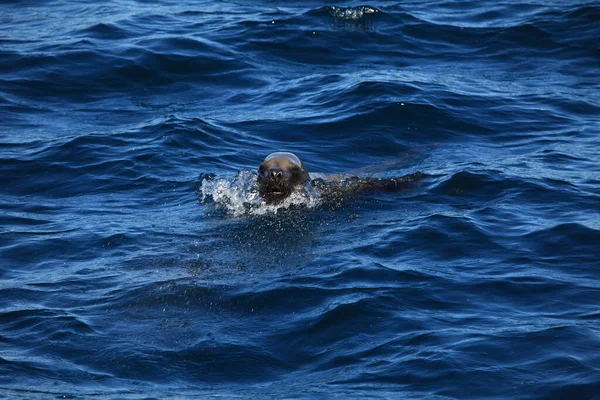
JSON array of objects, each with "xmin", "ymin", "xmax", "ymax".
[
  {"xmin": 200, "ymin": 170, "xmax": 320, "ymax": 217},
  {"xmin": 328, "ymin": 6, "xmax": 379, "ymax": 20}
]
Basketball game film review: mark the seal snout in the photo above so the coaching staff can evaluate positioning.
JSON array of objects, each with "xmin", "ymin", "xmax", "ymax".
[
  {"xmin": 267, "ymin": 168, "xmax": 284, "ymax": 182},
  {"xmin": 260, "ymin": 166, "xmax": 289, "ymax": 193},
  {"xmin": 258, "ymin": 166, "xmax": 286, "ymax": 185}
]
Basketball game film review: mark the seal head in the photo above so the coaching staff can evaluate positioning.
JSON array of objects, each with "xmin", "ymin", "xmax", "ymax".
[{"xmin": 257, "ymin": 152, "xmax": 310, "ymax": 204}]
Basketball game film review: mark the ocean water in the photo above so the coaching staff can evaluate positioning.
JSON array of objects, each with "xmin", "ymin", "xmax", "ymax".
[{"xmin": 1, "ymin": 0, "xmax": 599, "ymax": 399}]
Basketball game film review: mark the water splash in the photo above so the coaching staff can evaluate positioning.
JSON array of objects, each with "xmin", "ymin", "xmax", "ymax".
[
  {"xmin": 199, "ymin": 170, "xmax": 320, "ymax": 217},
  {"xmin": 328, "ymin": 5, "xmax": 379, "ymax": 20}
]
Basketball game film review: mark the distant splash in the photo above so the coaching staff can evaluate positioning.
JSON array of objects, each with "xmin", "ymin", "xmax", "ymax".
[
  {"xmin": 327, "ymin": 5, "xmax": 380, "ymax": 20},
  {"xmin": 199, "ymin": 170, "xmax": 320, "ymax": 216}
]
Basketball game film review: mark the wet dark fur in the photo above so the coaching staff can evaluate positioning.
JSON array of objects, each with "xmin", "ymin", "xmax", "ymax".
[{"xmin": 257, "ymin": 152, "xmax": 423, "ymax": 205}]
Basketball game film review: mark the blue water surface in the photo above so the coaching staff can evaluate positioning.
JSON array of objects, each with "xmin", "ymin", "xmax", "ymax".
[{"xmin": 1, "ymin": 0, "xmax": 600, "ymax": 399}]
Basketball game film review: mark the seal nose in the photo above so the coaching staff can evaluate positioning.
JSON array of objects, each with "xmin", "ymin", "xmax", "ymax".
[{"xmin": 269, "ymin": 169, "xmax": 283, "ymax": 181}]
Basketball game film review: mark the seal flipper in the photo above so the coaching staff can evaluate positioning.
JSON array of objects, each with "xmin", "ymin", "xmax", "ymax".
[
  {"xmin": 312, "ymin": 171, "xmax": 424, "ymax": 202},
  {"xmin": 358, "ymin": 171, "xmax": 423, "ymax": 193},
  {"xmin": 344, "ymin": 171, "xmax": 423, "ymax": 194}
]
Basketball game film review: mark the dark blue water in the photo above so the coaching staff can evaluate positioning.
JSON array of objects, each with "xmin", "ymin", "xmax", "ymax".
[{"xmin": 2, "ymin": 1, "xmax": 600, "ymax": 398}]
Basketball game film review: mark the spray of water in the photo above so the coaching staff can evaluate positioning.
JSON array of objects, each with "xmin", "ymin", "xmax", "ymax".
[{"xmin": 200, "ymin": 170, "xmax": 320, "ymax": 217}]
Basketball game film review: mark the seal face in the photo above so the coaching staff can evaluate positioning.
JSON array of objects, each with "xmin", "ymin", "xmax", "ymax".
[{"xmin": 257, "ymin": 152, "xmax": 310, "ymax": 204}]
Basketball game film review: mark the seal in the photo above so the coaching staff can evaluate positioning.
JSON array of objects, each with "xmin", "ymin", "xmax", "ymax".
[
  {"xmin": 257, "ymin": 152, "xmax": 310, "ymax": 204},
  {"xmin": 257, "ymin": 151, "xmax": 423, "ymax": 205}
]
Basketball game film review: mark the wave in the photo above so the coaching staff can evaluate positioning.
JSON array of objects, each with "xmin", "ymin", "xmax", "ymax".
[
  {"xmin": 1, "ymin": 0, "xmax": 599, "ymax": 399},
  {"xmin": 326, "ymin": 6, "xmax": 381, "ymax": 21}
]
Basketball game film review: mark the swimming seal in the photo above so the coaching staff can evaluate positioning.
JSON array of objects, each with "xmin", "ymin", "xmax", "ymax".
[
  {"xmin": 257, "ymin": 152, "xmax": 310, "ymax": 204},
  {"xmin": 257, "ymin": 151, "xmax": 423, "ymax": 205}
]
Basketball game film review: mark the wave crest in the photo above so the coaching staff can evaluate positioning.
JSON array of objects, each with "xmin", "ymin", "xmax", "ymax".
[{"xmin": 327, "ymin": 6, "xmax": 380, "ymax": 20}]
